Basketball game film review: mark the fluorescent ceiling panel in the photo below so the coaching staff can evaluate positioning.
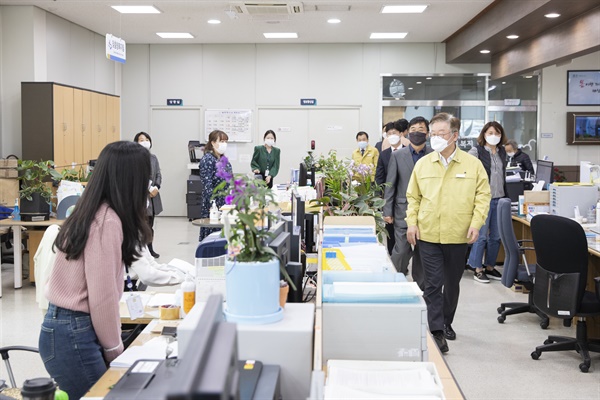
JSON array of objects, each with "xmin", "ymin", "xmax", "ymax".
[
  {"xmin": 111, "ymin": 5, "xmax": 160, "ymax": 14},
  {"xmin": 381, "ymin": 5, "xmax": 428, "ymax": 14},
  {"xmin": 156, "ymin": 32, "xmax": 194, "ymax": 39},
  {"xmin": 263, "ymin": 33, "xmax": 298, "ymax": 39},
  {"xmin": 370, "ymin": 32, "xmax": 408, "ymax": 39}
]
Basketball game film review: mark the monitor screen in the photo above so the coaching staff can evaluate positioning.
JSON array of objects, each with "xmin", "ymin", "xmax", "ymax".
[
  {"xmin": 298, "ymin": 161, "xmax": 308, "ymax": 187},
  {"xmin": 291, "ymin": 189, "xmax": 305, "ymax": 237},
  {"xmin": 268, "ymin": 231, "xmax": 290, "ymax": 268},
  {"xmin": 535, "ymin": 160, "xmax": 554, "ymax": 189}
]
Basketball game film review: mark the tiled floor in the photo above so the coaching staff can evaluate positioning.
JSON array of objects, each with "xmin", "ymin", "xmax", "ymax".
[{"xmin": 1, "ymin": 217, "xmax": 600, "ymax": 399}]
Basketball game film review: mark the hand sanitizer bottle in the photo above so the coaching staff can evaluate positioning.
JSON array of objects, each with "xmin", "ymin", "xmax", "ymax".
[
  {"xmin": 11, "ymin": 198, "xmax": 20, "ymax": 221},
  {"xmin": 210, "ymin": 200, "xmax": 219, "ymax": 222}
]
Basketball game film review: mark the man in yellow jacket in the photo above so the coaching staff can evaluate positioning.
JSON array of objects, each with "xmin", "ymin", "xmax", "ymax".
[
  {"xmin": 351, "ymin": 131, "xmax": 379, "ymax": 180},
  {"xmin": 406, "ymin": 112, "xmax": 491, "ymax": 354}
]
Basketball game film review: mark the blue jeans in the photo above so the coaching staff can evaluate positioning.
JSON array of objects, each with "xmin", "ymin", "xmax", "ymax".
[
  {"xmin": 468, "ymin": 198, "xmax": 501, "ymax": 269},
  {"xmin": 39, "ymin": 304, "xmax": 107, "ymax": 400}
]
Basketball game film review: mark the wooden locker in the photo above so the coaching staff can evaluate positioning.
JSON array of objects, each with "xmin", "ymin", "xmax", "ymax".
[
  {"xmin": 52, "ymin": 85, "xmax": 74, "ymax": 171},
  {"xmin": 91, "ymin": 92, "xmax": 107, "ymax": 159}
]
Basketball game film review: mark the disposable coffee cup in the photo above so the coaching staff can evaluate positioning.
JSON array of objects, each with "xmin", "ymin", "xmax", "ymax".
[{"xmin": 21, "ymin": 377, "xmax": 56, "ymax": 400}]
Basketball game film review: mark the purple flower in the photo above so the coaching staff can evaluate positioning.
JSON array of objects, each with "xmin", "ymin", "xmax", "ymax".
[
  {"xmin": 216, "ymin": 156, "xmax": 233, "ymax": 180},
  {"xmin": 225, "ymin": 195, "xmax": 234, "ymax": 205}
]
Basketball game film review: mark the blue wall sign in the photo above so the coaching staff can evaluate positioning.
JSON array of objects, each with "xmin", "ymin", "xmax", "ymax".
[
  {"xmin": 167, "ymin": 99, "xmax": 183, "ymax": 106},
  {"xmin": 300, "ymin": 98, "xmax": 317, "ymax": 106}
]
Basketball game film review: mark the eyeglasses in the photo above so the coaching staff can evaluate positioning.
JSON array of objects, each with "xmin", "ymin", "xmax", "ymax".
[{"xmin": 430, "ymin": 131, "xmax": 452, "ymax": 138}]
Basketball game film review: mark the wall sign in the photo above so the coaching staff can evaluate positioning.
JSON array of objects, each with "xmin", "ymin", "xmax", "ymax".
[
  {"xmin": 106, "ymin": 34, "xmax": 126, "ymax": 64},
  {"xmin": 167, "ymin": 99, "xmax": 183, "ymax": 106},
  {"xmin": 205, "ymin": 109, "xmax": 252, "ymax": 142},
  {"xmin": 300, "ymin": 98, "xmax": 317, "ymax": 106}
]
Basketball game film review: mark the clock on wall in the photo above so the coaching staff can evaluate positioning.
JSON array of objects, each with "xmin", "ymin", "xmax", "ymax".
[{"xmin": 389, "ymin": 79, "xmax": 405, "ymax": 98}]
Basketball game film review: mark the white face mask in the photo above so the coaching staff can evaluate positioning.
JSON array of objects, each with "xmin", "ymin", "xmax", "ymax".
[
  {"xmin": 139, "ymin": 141, "xmax": 151, "ymax": 150},
  {"xmin": 507, "ymin": 152, "xmax": 515, "ymax": 157},
  {"xmin": 387, "ymin": 135, "xmax": 401, "ymax": 146},
  {"xmin": 358, "ymin": 141, "xmax": 368, "ymax": 150},
  {"xmin": 215, "ymin": 142, "xmax": 227, "ymax": 154},
  {"xmin": 431, "ymin": 136, "xmax": 451, "ymax": 153},
  {"xmin": 265, "ymin": 139, "xmax": 275, "ymax": 147},
  {"xmin": 485, "ymin": 135, "xmax": 501, "ymax": 146}
]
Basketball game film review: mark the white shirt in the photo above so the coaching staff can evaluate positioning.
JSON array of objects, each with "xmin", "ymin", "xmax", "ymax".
[{"xmin": 439, "ymin": 145, "xmax": 458, "ymax": 168}]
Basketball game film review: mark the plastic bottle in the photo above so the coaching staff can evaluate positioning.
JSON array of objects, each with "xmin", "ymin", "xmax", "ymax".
[
  {"xmin": 11, "ymin": 198, "xmax": 20, "ymax": 221},
  {"xmin": 210, "ymin": 200, "xmax": 219, "ymax": 222},
  {"xmin": 182, "ymin": 275, "xmax": 196, "ymax": 315}
]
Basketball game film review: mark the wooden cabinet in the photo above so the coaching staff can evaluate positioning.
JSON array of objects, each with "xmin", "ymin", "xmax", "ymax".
[{"xmin": 21, "ymin": 82, "xmax": 120, "ymax": 169}]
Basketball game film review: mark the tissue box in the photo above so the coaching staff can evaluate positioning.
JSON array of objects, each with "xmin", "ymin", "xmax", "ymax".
[{"xmin": 524, "ymin": 190, "xmax": 549, "ymax": 204}]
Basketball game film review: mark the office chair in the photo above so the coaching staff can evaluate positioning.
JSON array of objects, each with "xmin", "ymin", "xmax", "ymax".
[
  {"xmin": 496, "ymin": 198, "xmax": 549, "ymax": 328},
  {"xmin": 196, "ymin": 232, "xmax": 227, "ymax": 259},
  {"xmin": 529, "ymin": 214, "xmax": 600, "ymax": 372},
  {"xmin": 0, "ymin": 346, "xmax": 39, "ymax": 389}
]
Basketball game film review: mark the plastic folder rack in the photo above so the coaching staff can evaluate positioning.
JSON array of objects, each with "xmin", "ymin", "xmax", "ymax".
[{"xmin": 322, "ymin": 226, "xmax": 378, "ymax": 248}]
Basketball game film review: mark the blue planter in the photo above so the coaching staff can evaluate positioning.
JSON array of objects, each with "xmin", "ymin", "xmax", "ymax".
[{"xmin": 224, "ymin": 257, "xmax": 283, "ymax": 324}]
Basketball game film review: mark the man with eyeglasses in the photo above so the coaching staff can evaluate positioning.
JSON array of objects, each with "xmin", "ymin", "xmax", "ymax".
[{"xmin": 406, "ymin": 112, "xmax": 491, "ymax": 354}]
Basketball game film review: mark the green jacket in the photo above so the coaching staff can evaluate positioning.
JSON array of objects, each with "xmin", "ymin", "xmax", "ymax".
[
  {"xmin": 406, "ymin": 147, "xmax": 491, "ymax": 244},
  {"xmin": 251, "ymin": 145, "xmax": 280, "ymax": 178}
]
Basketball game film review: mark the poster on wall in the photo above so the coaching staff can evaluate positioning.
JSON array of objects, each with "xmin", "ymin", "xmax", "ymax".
[
  {"xmin": 567, "ymin": 70, "xmax": 600, "ymax": 106},
  {"xmin": 204, "ymin": 109, "xmax": 252, "ymax": 142}
]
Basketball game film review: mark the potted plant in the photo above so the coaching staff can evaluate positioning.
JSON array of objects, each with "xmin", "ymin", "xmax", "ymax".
[
  {"xmin": 213, "ymin": 155, "xmax": 295, "ymax": 324},
  {"xmin": 17, "ymin": 160, "xmax": 62, "ymax": 221}
]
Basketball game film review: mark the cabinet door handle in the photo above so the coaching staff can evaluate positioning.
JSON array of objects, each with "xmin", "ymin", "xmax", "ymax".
[
  {"xmin": 63, "ymin": 122, "xmax": 67, "ymax": 131},
  {"xmin": 82, "ymin": 123, "xmax": 86, "ymax": 132}
]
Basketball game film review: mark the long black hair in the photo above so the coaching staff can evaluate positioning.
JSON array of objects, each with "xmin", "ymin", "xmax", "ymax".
[{"xmin": 55, "ymin": 141, "xmax": 152, "ymax": 266}]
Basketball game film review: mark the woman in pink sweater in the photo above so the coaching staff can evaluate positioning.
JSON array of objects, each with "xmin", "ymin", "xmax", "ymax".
[{"xmin": 39, "ymin": 141, "xmax": 152, "ymax": 399}]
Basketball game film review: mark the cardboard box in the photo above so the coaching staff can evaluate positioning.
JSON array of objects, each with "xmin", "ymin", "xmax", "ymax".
[
  {"xmin": 0, "ymin": 159, "xmax": 18, "ymax": 169},
  {"xmin": 524, "ymin": 190, "xmax": 550, "ymax": 204},
  {"xmin": 0, "ymin": 178, "xmax": 19, "ymax": 206}
]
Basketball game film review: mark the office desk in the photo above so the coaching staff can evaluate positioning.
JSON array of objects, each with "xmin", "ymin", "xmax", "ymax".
[
  {"xmin": 511, "ymin": 215, "xmax": 600, "ymax": 338},
  {"xmin": 191, "ymin": 218, "xmax": 223, "ymax": 228},
  {"xmin": 0, "ymin": 218, "xmax": 63, "ymax": 297}
]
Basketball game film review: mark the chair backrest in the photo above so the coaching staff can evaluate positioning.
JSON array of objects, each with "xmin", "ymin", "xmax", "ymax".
[
  {"xmin": 530, "ymin": 214, "xmax": 589, "ymax": 307},
  {"xmin": 497, "ymin": 198, "xmax": 520, "ymax": 288},
  {"xmin": 195, "ymin": 233, "xmax": 227, "ymax": 258}
]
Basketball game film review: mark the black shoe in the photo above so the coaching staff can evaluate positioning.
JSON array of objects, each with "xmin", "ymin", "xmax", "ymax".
[
  {"xmin": 486, "ymin": 268, "xmax": 502, "ymax": 281},
  {"xmin": 432, "ymin": 331, "xmax": 449, "ymax": 353},
  {"xmin": 444, "ymin": 324, "xmax": 456, "ymax": 341},
  {"xmin": 150, "ymin": 250, "xmax": 160, "ymax": 258},
  {"xmin": 474, "ymin": 270, "xmax": 490, "ymax": 283}
]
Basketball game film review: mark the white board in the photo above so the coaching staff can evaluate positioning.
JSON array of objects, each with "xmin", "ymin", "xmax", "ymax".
[{"xmin": 204, "ymin": 109, "xmax": 252, "ymax": 142}]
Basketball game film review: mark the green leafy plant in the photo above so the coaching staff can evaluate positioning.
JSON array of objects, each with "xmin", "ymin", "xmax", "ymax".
[
  {"xmin": 60, "ymin": 165, "xmax": 91, "ymax": 182},
  {"xmin": 17, "ymin": 160, "xmax": 63, "ymax": 202},
  {"xmin": 310, "ymin": 151, "xmax": 388, "ymax": 241},
  {"xmin": 213, "ymin": 156, "xmax": 295, "ymax": 289}
]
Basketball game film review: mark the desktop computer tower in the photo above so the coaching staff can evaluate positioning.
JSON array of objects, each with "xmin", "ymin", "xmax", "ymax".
[{"xmin": 285, "ymin": 262, "xmax": 304, "ymax": 303}]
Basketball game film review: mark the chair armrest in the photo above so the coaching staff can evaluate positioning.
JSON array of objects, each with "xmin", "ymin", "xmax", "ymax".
[
  {"xmin": 0, "ymin": 345, "xmax": 39, "ymax": 360},
  {"xmin": 595, "ymin": 277, "xmax": 600, "ymax": 302},
  {"xmin": 519, "ymin": 247, "xmax": 536, "ymax": 252}
]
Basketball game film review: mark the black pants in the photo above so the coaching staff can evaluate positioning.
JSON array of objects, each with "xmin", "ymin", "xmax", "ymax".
[
  {"xmin": 418, "ymin": 240, "xmax": 468, "ymax": 332},
  {"xmin": 385, "ymin": 222, "xmax": 395, "ymax": 256}
]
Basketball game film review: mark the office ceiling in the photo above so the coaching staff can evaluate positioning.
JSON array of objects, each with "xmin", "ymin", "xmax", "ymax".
[{"xmin": 0, "ymin": 0, "xmax": 496, "ymax": 45}]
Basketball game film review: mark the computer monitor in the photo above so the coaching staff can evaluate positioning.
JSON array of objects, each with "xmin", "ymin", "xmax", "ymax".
[
  {"xmin": 268, "ymin": 231, "xmax": 290, "ymax": 268},
  {"xmin": 291, "ymin": 190, "xmax": 305, "ymax": 238},
  {"xmin": 298, "ymin": 162, "xmax": 315, "ymax": 187},
  {"xmin": 535, "ymin": 160, "xmax": 554, "ymax": 189}
]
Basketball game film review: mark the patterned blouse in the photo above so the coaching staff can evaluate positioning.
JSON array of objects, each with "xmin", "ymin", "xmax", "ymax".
[{"xmin": 199, "ymin": 152, "xmax": 232, "ymax": 241}]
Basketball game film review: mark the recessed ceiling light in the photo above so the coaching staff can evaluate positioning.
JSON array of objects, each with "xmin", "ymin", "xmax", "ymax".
[
  {"xmin": 524, "ymin": 75, "xmax": 533, "ymax": 78},
  {"xmin": 156, "ymin": 32, "xmax": 194, "ymax": 39},
  {"xmin": 381, "ymin": 5, "xmax": 428, "ymax": 13},
  {"xmin": 502, "ymin": 81, "xmax": 507, "ymax": 84},
  {"xmin": 111, "ymin": 5, "xmax": 160, "ymax": 14},
  {"xmin": 506, "ymin": 35, "xmax": 519, "ymax": 39},
  {"xmin": 408, "ymin": 87, "xmax": 413, "ymax": 90},
  {"xmin": 370, "ymin": 32, "xmax": 408, "ymax": 39},
  {"xmin": 416, "ymin": 81, "xmax": 422, "ymax": 84},
  {"xmin": 263, "ymin": 32, "xmax": 298, "ymax": 39},
  {"xmin": 480, "ymin": 49, "xmax": 491, "ymax": 54},
  {"xmin": 426, "ymin": 77, "xmax": 432, "ymax": 80},
  {"xmin": 327, "ymin": 18, "xmax": 341, "ymax": 24},
  {"xmin": 208, "ymin": 19, "xmax": 221, "ymax": 24},
  {"xmin": 544, "ymin": 13, "xmax": 560, "ymax": 18}
]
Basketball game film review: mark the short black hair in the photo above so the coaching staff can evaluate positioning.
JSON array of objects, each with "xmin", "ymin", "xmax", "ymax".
[
  {"xmin": 356, "ymin": 131, "xmax": 369, "ymax": 140},
  {"xmin": 395, "ymin": 118, "xmax": 409, "ymax": 132},
  {"xmin": 55, "ymin": 141, "xmax": 152, "ymax": 266},
  {"xmin": 384, "ymin": 122, "xmax": 396, "ymax": 133},
  {"xmin": 133, "ymin": 132, "xmax": 152, "ymax": 148},
  {"xmin": 408, "ymin": 116, "xmax": 430, "ymax": 132},
  {"xmin": 264, "ymin": 130, "xmax": 277, "ymax": 141}
]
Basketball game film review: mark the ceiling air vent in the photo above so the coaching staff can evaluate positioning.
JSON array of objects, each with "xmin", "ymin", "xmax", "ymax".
[{"xmin": 236, "ymin": 2, "xmax": 304, "ymax": 16}]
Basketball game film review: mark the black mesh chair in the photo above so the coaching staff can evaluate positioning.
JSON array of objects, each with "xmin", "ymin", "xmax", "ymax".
[
  {"xmin": 496, "ymin": 198, "xmax": 549, "ymax": 328},
  {"xmin": 529, "ymin": 214, "xmax": 600, "ymax": 372}
]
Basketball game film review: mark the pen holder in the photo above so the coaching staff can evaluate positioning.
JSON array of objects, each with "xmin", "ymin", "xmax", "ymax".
[{"xmin": 160, "ymin": 305, "xmax": 180, "ymax": 320}]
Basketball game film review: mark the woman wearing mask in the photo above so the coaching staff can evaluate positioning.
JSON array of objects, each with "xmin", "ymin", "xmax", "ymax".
[
  {"xmin": 134, "ymin": 132, "xmax": 163, "ymax": 258},
  {"xmin": 251, "ymin": 130, "xmax": 280, "ymax": 189},
  {"xmin": 199, "ymin": 130, "xmax": 232, "ymax": 241},
  {"xmin": 467, "ymin": 121, "xmax": 508, "ymax": 283},
  {"xmin": 39, "ymin": 141, "xmax": 152, "ymax": 400}
]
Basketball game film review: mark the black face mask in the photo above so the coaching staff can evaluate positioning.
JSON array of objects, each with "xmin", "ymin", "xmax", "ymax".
[{"xmin": 408, "ymin": 131, "xmax": 427, "ymax": 146}]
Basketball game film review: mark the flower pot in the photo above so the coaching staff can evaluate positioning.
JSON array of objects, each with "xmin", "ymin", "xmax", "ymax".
[
  {"xmin": 20, "ymin": 192, "xmax": 50, "ymax": 221},
  {"xmin": 224, "ymin": 257, "xmax": 283, "ymax": 324},
  {"xmin": 279, "ymin": 285, "xmax": 289, "ymax": 308}
]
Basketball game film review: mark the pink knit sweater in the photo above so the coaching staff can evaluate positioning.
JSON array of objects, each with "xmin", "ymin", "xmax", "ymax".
[{"xmin": 45, "ymin": 203, "xmax": 124, "ymax": 362}]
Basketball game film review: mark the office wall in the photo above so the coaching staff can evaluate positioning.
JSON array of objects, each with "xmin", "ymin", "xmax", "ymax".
[
  {"xmin": 122, "ymin": 42, "xmax": 488, "ymax": 175},
  {"xmin": 539, "ymin": 51, "xmax": 600, "ymax": 165},
  {"xmin": 0, "ymin": 5, "xmax": 120, "ymax": 157}
]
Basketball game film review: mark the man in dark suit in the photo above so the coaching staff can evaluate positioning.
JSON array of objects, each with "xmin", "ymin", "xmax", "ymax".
[
  {"xmin": 376, "ymin": 119, "xmax": 408, "ymax": 255},
  {"xmin": 383, "ymin": 116, "xmax": 431, "ymax": 289}
]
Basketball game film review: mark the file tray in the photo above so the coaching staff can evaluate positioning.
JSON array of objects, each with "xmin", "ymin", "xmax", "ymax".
[
  {"xmin": 322, "ymin": 271, "xmax": 407, "ymax": 285},
  {"xmin": 322, "ymin": 234, "xmax": 378, "ymax": 247},
  {"xmin": 325, "ymin": 360, "xmax": 444, "ymax": 400},
  {"xmin": 323, "ymin": 281, "xmax": 423, "ymax": 304}
]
